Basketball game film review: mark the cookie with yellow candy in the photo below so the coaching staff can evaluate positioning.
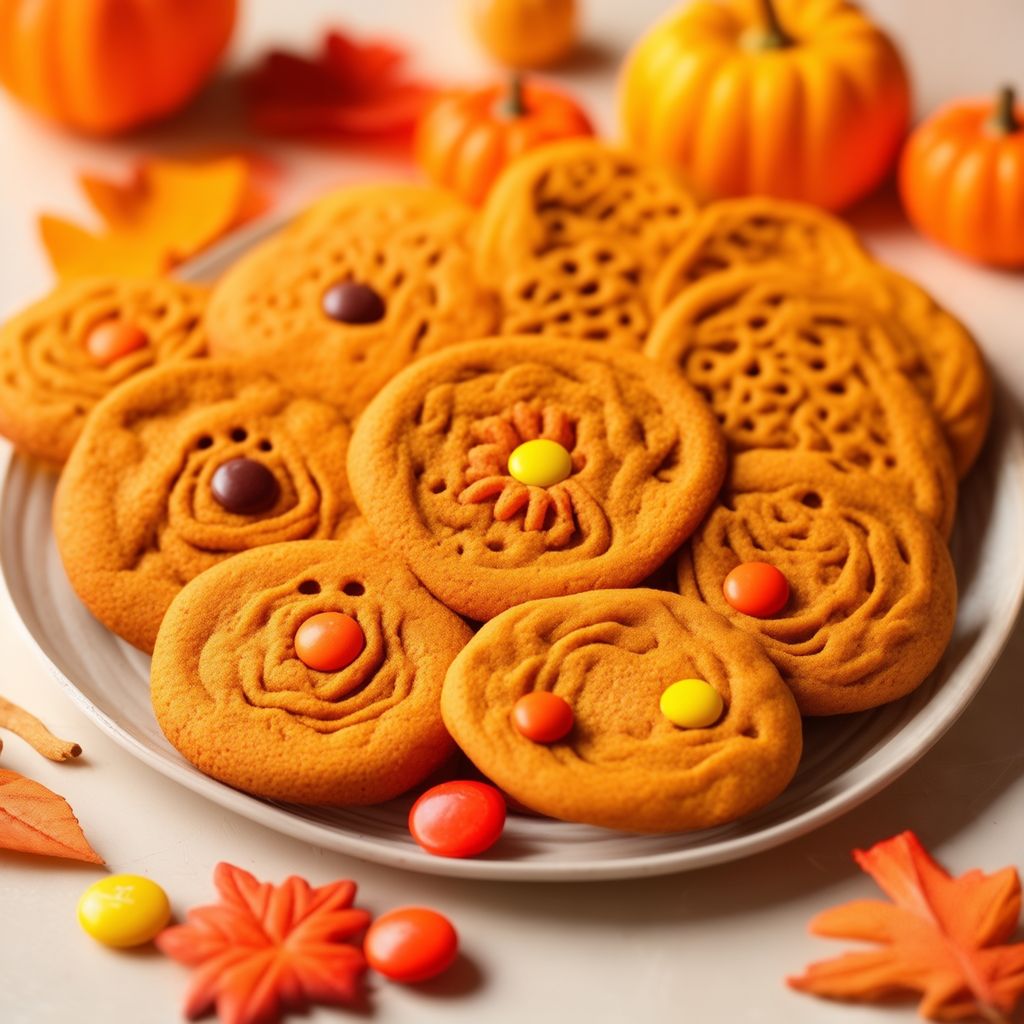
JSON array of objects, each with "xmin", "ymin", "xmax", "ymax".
[
  {"xmin": 474, "ymin": 139, "xmax": 698, "ymax": 348},
  {"xmin": 152, "ymin": 537, "xmax": 472, "ymax": 805},
  {"xmin": 206, "ymin": 184, "xmax": 499, "ymax": 417},
  {"xmin": 651, "ymin": 197, "xmax": 990, "ymax": 476},
  {"xmin": 347, "ymin": 337, "xmax": 726, "ymax": 621},
  {"xmin": 645, "ymin": 266, "xmax": 958, "ymax": 537},
  {"xmin": 677, "ymin": 451, "xmax": 957, "ymax": 716},
  {"xmin": 441, "ymin": 589, "xmax": 802, "ymax": 833},
  {"xmin": 0, "ymin": 276, "xmax": 207, "ymax": 464}
]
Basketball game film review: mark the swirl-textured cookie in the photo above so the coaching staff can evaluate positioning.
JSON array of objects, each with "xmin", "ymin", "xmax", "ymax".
[
  {"xmin": 55, "ymin": 359, "xmax": 359, "ymax": 652},
  {"xmin": 677, "ymin": 451, "xmax": 957, "ymax": 715},
  {"xmin": 651, "ymin": 197, "xmax": 990, "ymax": 475},
  {"xmin": 206, "ymin": 184, "xmax": 499, "ymax": 417},
  {"xmin": 347, "ymin": 338, "xmax": 726, "ymax": 621},
  {"xmin": 645, "ymin": 267, "xmax": 957, "ymax": 537},
  {"xmin": 152, "ymin": 538, "xmax": 472, "ymax": 805},
  {"xmin": 0, "ymin": 276, "xmax": 207, "ymax": 464},
  {"xmin": 441, "ymin": 589, "xmax": 802, "ymax": 832},
  {"xmin": 474, "ymin": 139, "xmax": 698, "ymax": 347}
]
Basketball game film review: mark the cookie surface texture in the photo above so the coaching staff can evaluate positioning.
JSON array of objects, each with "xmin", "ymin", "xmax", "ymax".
[
  {"xmin": 677, "ymin": 451, "xmax": 957, "ymax": 715},
  {"xmin": 0, "ymin": 276, "xmax": 207, "ymax": 464},
  {"xmin": 55, "ymin": 359, "xmax": 358, "ymax": 652},
  {"xmin": 441, "ymin": 589, "xmax": 802, "ymax": 832},
  {"xmin": 645, "ymin": 267, "xmax": 957, "ymax": 537},
  {"xmin": 348, "ymin": 338, "xmax": 727, "ymax": 621},
  {"xmin": 206, "ymin": 184, "xmax": 498, "ymax": 417},
  {"xmin": 152, "ymin": 538, "xmax": 471, "ymax": 805},
  {"xmin": 474, "ymin": 139, "xmax": 698, "ymax": 348}
]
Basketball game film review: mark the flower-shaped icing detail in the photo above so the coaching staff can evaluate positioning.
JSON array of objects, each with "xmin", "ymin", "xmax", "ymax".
[{"xmin": 458, "ymin": 402, "xmax": 583, "ymax": 538}]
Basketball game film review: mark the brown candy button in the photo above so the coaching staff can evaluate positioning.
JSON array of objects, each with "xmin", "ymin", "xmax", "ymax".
[
  {"xmin": 210, "ymin": 458, "xmax": 280, "ymax": 515},
  {"xmin": 321, "ymin": 281, "xmax": 386, "ymax": 324}
]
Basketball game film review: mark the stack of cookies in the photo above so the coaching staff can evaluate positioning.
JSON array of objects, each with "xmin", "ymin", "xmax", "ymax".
[{"xmin": 0, "ymin": 139, "xmax": 988, "ymax": 837}]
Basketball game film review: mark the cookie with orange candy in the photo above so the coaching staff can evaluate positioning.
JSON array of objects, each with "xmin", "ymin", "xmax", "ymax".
[
  {"xmin": 205, "ymin": 184, "xmax": 499, "ymax": 417},
  {"xmin": 55, "ymin": 358, "xmax": 359, "ymax": 652},
  {"xmin": 441, "ymin": 588, "xmax": 802, "ymax": 833},
  {"xmin": 0, "ymin": 276, "xmax": 207, "ymax": 464},
  {"xmin": 347, "ymin": 336, "xmax": 726, "ymax": 621},
  {"xmin": 151, "ymin": 537, "xmax": 471, "ymax": 805},
  {"xmin": 677, "ymin": 451, "xmax": 957, "ymax": 716}
]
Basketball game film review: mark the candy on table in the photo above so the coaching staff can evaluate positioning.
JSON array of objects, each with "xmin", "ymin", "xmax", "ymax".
[
  {"xmin": 507, "ymin": 438, "xmax": 573, "ymax": 487},
  {"xmin": 322, "ymin": 280, "xmax": 387, "ymax": 324},
  {"xmin": 723, "ymin": 562, "xmax": 790, "ymax": 618},
  {"xmin": 409, "ymin": 780, "xmax": 506, "ymax": 858},
  {"xmin": 511, "ymin": 691, "xmax": 574, "ymax": 743},
  {"xmin": 84, "ymin": 320, "xmax": 148, "ymax": 366},
  {"xmin": 210, "ymin": 457, "xmax": 280, "ymax": 516},
  {"xmin": 78, "ymin": 874, "xmax": 171, "ymax": 948},
  {"xmin": 365, "ymin": 907, "xmax": 459, "ymax": 983},
  {"xmin": 294, "ymin": 612, "xmax": 365, "ymax": 672},
  {"xmin": 659, "ymin": 679, "xmax": 725, "ymax": 729}
]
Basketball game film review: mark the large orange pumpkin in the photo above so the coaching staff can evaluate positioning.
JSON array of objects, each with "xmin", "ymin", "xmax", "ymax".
[
  {"xmin": 0, "ymin": 0, "xmax": 237, "ymax": 136},
  {"xmin": 619, "ymin": 0, "xmax": 911, "ymax": 211},
  {"xmin": 900, "ymin": 86, "xmax": 1024, "ymax": 268}
]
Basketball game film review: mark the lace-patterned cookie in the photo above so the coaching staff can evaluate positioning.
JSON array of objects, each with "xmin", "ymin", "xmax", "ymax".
[
  {"xmin": 347, "ymin": 338, "xmax": 726, "ymax": 621},
  {"xmin": 645, "ymin": 267, "xmax": 957, "ymax": 537},
  {"xmin": 0, "ymin": 277, "xmax": 207, "ymax": 464},
  {"xmin": 677, "ymin": 452, "xmax": 957, "ymax": 715},
  {"xmin": 55, "ymin": 359, "xmax": 359, "ymax": 652},
  {"xmin": 474, "ymin": 139, "xmax": 698, "ymax": 347},
  {"xmin": 206, "ymin": 185, "xmax": 499, "ymax": 417},
  {"xmin": 651, "ymin": 198, "xmax": 990, "ymax": 476},
  {"xmin": 152, "ymin": 538, "xmax": 471, "ymax": 805},
  {"xmin": 441, "ymin": 589, "xmax": 802, "ymax": 832}
]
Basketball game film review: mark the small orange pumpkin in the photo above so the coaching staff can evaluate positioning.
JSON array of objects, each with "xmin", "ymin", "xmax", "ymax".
[
  {"xmin": 0, "ymin": 0, "xmax": 237, "ymax": 136},
  {"xmin": 619, "ymin": 0, "xmax": 911, "ymax": 211},
  {"xmin": 415, "ymin": 76, "xmax": 593, "ymax": 205},
  {"xmin": 465, "ymin": 0, "xmax": 577, "ymax": 70},
  {"xmin": 900, "ymin": 86, "xmax": 1024, "ymax": 268}
]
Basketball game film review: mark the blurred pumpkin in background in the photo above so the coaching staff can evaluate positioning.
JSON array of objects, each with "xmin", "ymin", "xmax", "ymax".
[
  {"xmin": 0, "ymin": 0, "xmax": 237, "ymax": 135},
  {"xmin": 466, "ymin": 0, "xmax": 577, "ymax": 69},
  {"xmin": 416, "ymin": 75, "xmax": 593, "ymax": 204},
  {"xmin": 619, "ymin": 0, "xmax": 910, "ymax": 212},
  {"xmin": 900, "ymin": 85, "xmax": 1024, "ymax": 268}
]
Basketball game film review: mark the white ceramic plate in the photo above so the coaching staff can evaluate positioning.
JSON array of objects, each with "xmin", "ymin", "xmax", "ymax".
[{"xmin": 2, "ymin": 225, "xmax": 1023, "ymax": 881}]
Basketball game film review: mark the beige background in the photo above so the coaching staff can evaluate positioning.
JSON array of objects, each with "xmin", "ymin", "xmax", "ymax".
[{"xmin": 1, "ymin": 2, "xmax": 1023, "ymax": 1022}]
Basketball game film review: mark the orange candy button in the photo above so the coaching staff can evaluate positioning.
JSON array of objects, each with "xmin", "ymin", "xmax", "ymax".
[
  {"xmin": 294, "ymin": 612, "xmax": 364, "ymax": 671},
  {"xmin": 511, "ymin": 691, "xmax": 574, "ymax": 743},
  {"xmin": 85, "ymin": 320, "xmax": 149, "ymax": 366},
  {"xmin": 409, "ymin": 780, "xmax": 506, "ymax": 858},
  {"xmin": 723, "ymin": 562, "xmax": 790, "ymax": 618},
  {"xmin": 364, "ymin": 907, "xmax": 459, "ymax": 983}
]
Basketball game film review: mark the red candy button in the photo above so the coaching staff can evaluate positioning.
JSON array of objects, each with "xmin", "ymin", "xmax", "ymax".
[
  {"xmin": 512, "ymin": 691, "xmax": 573, "ymax": 743},
  {"xmin": 723, "ymin": 562, "xmax": 790, "ymax": 618},
  {"xmin": 85, "ymin": 320, "xmax": 148, "ymax": 366},
  {"xmin": 365, "ymin": 907, "xmax": 458, "ymax": 983},
  {"xmin": 294, "ymin": 612, "xmax": 364, "ymax": 671},
  {"xmin": 409, "ymin": 780, "xmax": 506, "ymax": 858}
]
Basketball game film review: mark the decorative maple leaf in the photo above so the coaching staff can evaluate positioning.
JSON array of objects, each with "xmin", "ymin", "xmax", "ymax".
[
  {"xmin": 156, "ymin": 862, "xmax": 370, "ymax": 1024},
  {"xmin": 788, "ymin": 831, "xmax": 1024, "ymax": 1023}
]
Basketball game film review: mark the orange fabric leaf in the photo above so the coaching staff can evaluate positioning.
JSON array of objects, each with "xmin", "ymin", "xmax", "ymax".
[
  {"xmin": 156, "ymin": 862, "xmax": 370, "ymax": 1024},
  {"xmin": 39, "ymin": 157, "xmax": 261, "ymax": 279},
  {"xmin": 789, "ymin": 831, "xmax": 1024, "ymax": 1022},
  {"xmin": 0, "ymin": 768, "xmax": 103, "ymax": 864}
]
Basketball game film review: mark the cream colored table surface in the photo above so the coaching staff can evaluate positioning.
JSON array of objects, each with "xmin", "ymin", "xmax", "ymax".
[{"xmin": 1, "ymin": 2, "xmax": 1023, "ymax": 1022}]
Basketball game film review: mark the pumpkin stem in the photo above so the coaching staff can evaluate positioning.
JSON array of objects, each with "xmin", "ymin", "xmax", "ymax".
[
  {"xmin": 988, "ymin": 84, "xmax": 1020, "ymax": 135},
  {"xmin": 501, "ymin": 74, "xmax": 527, "ymax": 118},
  {"xmin": 754, "ymin": 0, "xmax": 792, "ymax": 49}
]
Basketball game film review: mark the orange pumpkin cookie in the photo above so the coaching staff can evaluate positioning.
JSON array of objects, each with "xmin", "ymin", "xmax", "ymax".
[
  {"xmin": 0, "ymin": 276, "xmax": 207, "ymax": 464},
  {"xmin": 205, "ymin": 184, "xmax": 498, "ymax": 417},
  {"xmin": 677, "ymin": 451, "xmax": 957, "ymax": 716},
  {"xmin": 151, "ymin": 537, "xmax": 471, "ymax": 805},
  {"xmin": 474, "ymin": 139, "xmax": 698, "ymax": 347},
  {"xmin": 441, "ymin": 589, "xmax": 802, "ymax": 833},
  {"xmin": 645, "ymin": 267, "xmax": 957, "ymax": 537},
  {"xmin": 651, "ymin": 198, "xmax": 991, "ymax": 476},
  {"xmin": 347, "ymin": 337, "xmax": 726, "ymax": 621},
  {"xmin": 55, "ymin": 359, "xmax": 359, "ymax": 652}
]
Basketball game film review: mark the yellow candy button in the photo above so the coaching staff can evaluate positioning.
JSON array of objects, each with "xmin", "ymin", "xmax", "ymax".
[
  {"xmin": 77, "ymin": 874, "xmax": 171, "ymax": 948},
  {"xmin": 507, "ymin": 439, "xmax": 573, "ymax": 487},
  {"xmin": 660, "ymin": 679, "xmax": 724, "ymax": 729}
]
